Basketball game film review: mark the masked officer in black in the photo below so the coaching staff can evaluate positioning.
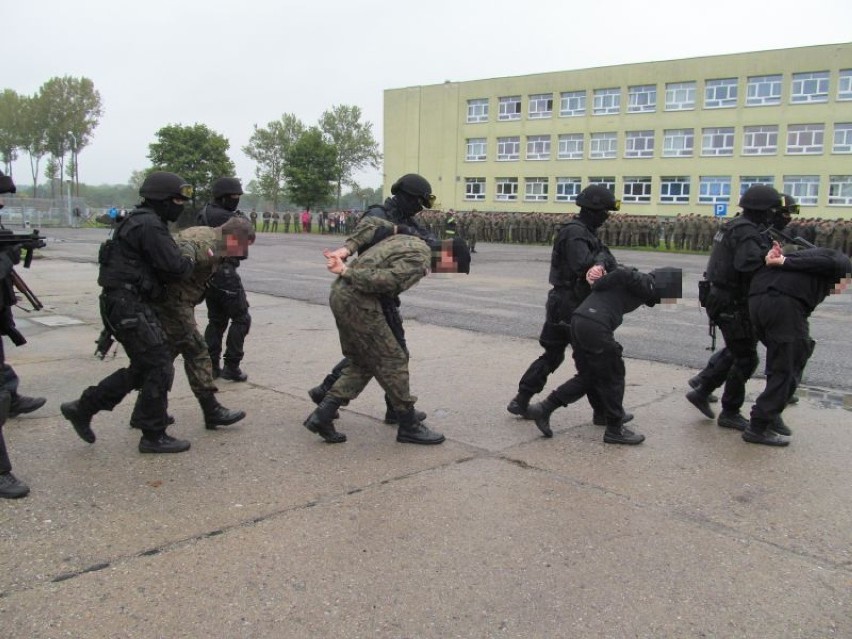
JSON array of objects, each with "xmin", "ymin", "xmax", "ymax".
[
  {"xmin": 0, "ymin": 170, "xmax": 46, "ymax": 498},
  {"xmin": 507, "ymin": 185, "xmax": 624, "ymax": 425},
  {"xmin": 60, "ymin": 171, "xmax": 198, "ymax": 454},
  {"xmin": 685, "ymin": 185, "xmax": 780, "ymax": 432},
  {"xmin": 527, "ymin": 266, "xmax": 683, "ymax": 444},
  {"xmin": 198, "ymin": 177, "xmax": 251, "ymax": 382},
  {"xmin": 307, "ymin": 173, "xmax": 441, "ymax": 425},
  {"xmin": 743, "ymin": 245, "xmax": 852, "ymax": 446}
]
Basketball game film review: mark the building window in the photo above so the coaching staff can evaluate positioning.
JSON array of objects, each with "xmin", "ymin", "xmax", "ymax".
[
  {"xmin": 701, "ymin": 127, "xmax": 734, "ymax": 156},
  {"xmin": 466, "ymin": 98, "xmax": 488, "ymax": 123},
  {"xmin": 589, "ymin": 132, "xmax": 617, "ymax": 159},
  {"xmin": 660, "ymin": 176, "xmax": 691, "ymax": 204},
  {"xmin": 698, "ymin": 176, "xmax": 731, "ymax": 204},
  {"xmin": 783, "ymin": 175, "xmax": 819, "ymax": 206},
  {"xmin": 495, "ymin": 177, "xmax": 518, "ymax": 201},
  {"xmin": 665, "ymin": 81, "xmax": 696, "ymax": 111},
  {"xmin": 838, "ymin": 70, "xmax": 852, "ymax": 101},
  {"xmin": 786, "ymin": 124, "xmax": 824, "ymax": 154},
  {"xmin": 623, "ymin": 176, "xmax": 652, "ymax": 203},
  {"xmin": 528, "ymin": 93, "xmax": 553, "ymax": 119},
  {"xmin": 663, "ymin": 129, "xmax": 694, "ymax": 157},
  {"xmin": 790, "ymin": 71, "xmax": 829, "ymax": 104},
  {"xmin": 742, "ymin": 126, "xmax": 778, "ymax": 155},
  {"xmin": 747, "ymin": 74, "xmax": 782, "ymax": 106},
  {"xmin": 524, "ymin": 177, "xmax": 549, "ymax": 202},
  {"xmin": 625, "ymin": 130, "xmax": 654, "ymax": 158},
  {"xmin": 704, "ymin": 78, "xmax": 738, "ymax": 108},
  {"xmin": 627, "ymin": 85, "xmax": 656, "ymax": 113},
  {"xmin": 496, "ymin": 136, "xmax": 520, "ymax": 161},
  {"xmin": 739, "ymin": 176, "xmax": 774, "ymax": 196},
  {"xmin": 498, "ymin": 96, "xmax": 522, "ymax": 121},
  {"xmin": 593, "ymin": 88, "xmax": 620, "ymax": 115},
  {"xmin": 465, "ymin": 138, "xmax": 487, "ymax": 161},
  {"xmin": 526, "ymin": 135, "xmax": 551, "ymax": 160},
  {"xmin": 588, "ymin": 176, "xmax": 616, "ymax": 194},
  {"xmin": 557, "ymin": 133, "xmax": 584, "ymax": 160},
  {"xmin": 828, "ymin": 175, "xmax": 852, "ymax": 206},
  {"xmin": 559, "ymin": 90, "xmax": 586, "ymax": 116},
  {"xmin": 555, "ymin": 177, "xmax": 582, "ymax": 202},
  {"xmin": 464, "ymin": 178, "xmax": 486, "ymax": 201},
  {"xmin": 833, "ymin": 123, "xmax": 852, "ymax": 153}
]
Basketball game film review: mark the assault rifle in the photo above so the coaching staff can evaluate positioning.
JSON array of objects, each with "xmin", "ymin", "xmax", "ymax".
[
  {"xmin": 764, "ymin": 226, "xmax": 816, "ymax": 250},
  {"xmin": 0, "ymin": 222, "xmax": 46, "ymax": 345}
]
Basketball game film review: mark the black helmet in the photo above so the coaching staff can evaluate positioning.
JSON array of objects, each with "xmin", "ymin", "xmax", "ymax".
[
  {"xmin": 0, "ymin": 170, "xmax": 15, "ymax": 195},
  {"xmin": 576, "ymin": 185, "xmax": 620, "ymax": 212},
  {"xmin": 391, "ymin": 173, "xmax": 436, "ymax": 209},
  {"xmin": 738, "ymin": 185, "xmax": 782, "ymax": 212},
  {"xmin": 211, "ymin": 176, "xmax": 244, "ymax": 198},
  {"xmin": 650, "ymin": 267, "xmax": 683, "ymax": 301},
  {"xmin": 140, "ymin": 171, "xmax": 193, "ymax": 201}
]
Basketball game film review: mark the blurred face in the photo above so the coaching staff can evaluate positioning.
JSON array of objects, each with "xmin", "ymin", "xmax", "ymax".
[
  {"xmin": 223, "ymin": 230, "xmax": 253, "ymax": 257},
  {"xmin": 831, "ymin": 276, "xmax": 852, "ymax": 295},
  {"xmin": 432, "ymin": 239, "xmax": 460, "ymax": 273}
]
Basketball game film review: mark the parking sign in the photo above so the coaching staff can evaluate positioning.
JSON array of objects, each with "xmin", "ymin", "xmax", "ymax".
[{"xmin": 714, "ymin": 203, "xmax": 728, "ymax": 217}]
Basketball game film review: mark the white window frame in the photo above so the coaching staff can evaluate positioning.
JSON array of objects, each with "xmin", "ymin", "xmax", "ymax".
[
  {"xmin": 588, "ymin": 177, "xmax": 616, "ymax": 194},
  {"xmin": 496, "ymin": 136, "xmax": 520, "ymax": 161},
  {"xmin": 498, "ymin": 96, "xmax": 522, "ymax": 121},
  {"xmin": 742, "ymin": 126, "xmax": 778, "ymax": 156},
  {"xmin": 466, "ymin": 98, "xmax": 488, "ymax": 123},
  {"xmin": 660, "ymin": 176, "xmax": 691, "ymax": 204},
  {"xmin": 593, "ymin": 88, "xmax": 621, "ymax": 115},
  {"xmin": 665, "ymin": 81, "xmax": 696, "ymax": 111},
  {"xmin": 624, "ymin": 130, "xmax": 654, "ymax": 158},
  {"xmin": 627, "ymin": 85, "xmax": 656, "ymax": 113},
  {"xmin": 526, "ymin": 135, "xmax": 551, "ymax": 160},
  {"xmin": 528, "ymin": 93, "xmax": 553, "ymax": 119},
  {"xmin": 559, "ymin": 90, "xmax": 586, "ymax": 116},
  {"xmin": 701, "ymin": 127, "xmax": 734, "ymax": 156},
  {"xmin": 739, "ymin": 176, "xmax": 774, "ymax": 197},
  {"xmin": 557, "ymin": 133, "xmax": 584, "ymax": 160},
  {"xmin": 747, "ymin": 74, "xmax": 782, "ymax": 106},
  {"xmin": 790, "ymin": 71, "xmax": 829, "ymax": 104},
  {"xmin": 465, "ymin": 138, "xmax": 487, "ymax": 162},
  {"xmin": 833, "ymin": 123, "xmax": 852, "ymax": 153},
  {"xmin": 555, "ymin": 177, "xmax": 582, "ymax": 202},
  {"xmin": 783, "ymin": 175, "xmax": 820, "ymax": 206},
  {"xmin": 495, "ymin": 177, "xmax": 518, "ymax": 201},
  {"xmin": 464, "ymin": 178, "xmax": 486, "ymax": 201},
  {"xmin": 589, "ymin": 132, "xmax": 617, "ymax": 159},
  {"xmin": 704, "ymin": 78, "xmax": 738, "ymax": 108},
  {"xmin": 839, "ymin": 70, "xmax": 852, "ymax": 101},
  {"xmin": 828, "ymin": 175, "xmax": 852, "ymax": 206},
  {"xmin": 622, "ymin": 176, "xmax": 652, "ymax": 203},
  {"xmin": 663, "ymin": 129, "xmax": 694, "ymax": 157},
  {"xmin": 786, "ymin": 124, "xmax": 824, "ymax": 155},
  {"xmin": 524, "ymin": 177, "xmax": 549, "ymax": 202},
  {"xmin": 698, "ymin": 176, "xmax": 731, "ymax": 205}
]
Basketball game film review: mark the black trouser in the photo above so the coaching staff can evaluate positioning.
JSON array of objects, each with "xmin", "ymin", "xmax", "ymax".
[
  {"xmin": 79, "ymin": 291, "xmax": 174, "ymax": 433},
  {"xmin": 205, "ymin": 266, "xmax": 251, "ymax": 368},
  {"xmin": 693, "ymin": 348, "xmax": 735, "ymax": 389},
  {"xmin": 0, "ymin": 337, "xmax": 18, "ymax": 472},
  {"xmin": 704, "ymin": 293, "xmax": 759, "ymax": 414},
  {"xmin": 749, "ymin": 293, "xmax": 814, "ymax": 429},
  {"xmin": 545, "ymin": 317, "xmax": 626, "ymax": 426}
]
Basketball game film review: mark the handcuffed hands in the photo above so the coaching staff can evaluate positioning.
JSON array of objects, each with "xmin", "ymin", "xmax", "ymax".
[
  {"xmin": 586, "ymin": 264, "xmax": 605, "ymax": 286},
  {"xmin": 323, "ymin": 250, "xmax": 347, "ymax": 275},
  {"xmin": 765, "ymin": 241, "xmax": 785, "ymax": 266}
]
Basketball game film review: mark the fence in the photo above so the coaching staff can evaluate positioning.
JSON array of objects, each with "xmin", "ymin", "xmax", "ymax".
[{"xmin": 0, "ymin": 196, "xmax": 89, "ymax": 228}]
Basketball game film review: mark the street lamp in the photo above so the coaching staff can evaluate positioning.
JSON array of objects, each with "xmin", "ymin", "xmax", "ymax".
[{"xmin": 67, "ymin": 132, "xmax": 77, "ymax": 226}]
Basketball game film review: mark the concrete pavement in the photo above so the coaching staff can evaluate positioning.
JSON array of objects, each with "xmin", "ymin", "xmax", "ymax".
[{"xmin": 0, "ymin": 258, "xmax": 850, "ymax": 638}]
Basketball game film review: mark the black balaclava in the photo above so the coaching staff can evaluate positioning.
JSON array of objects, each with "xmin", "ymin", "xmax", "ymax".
[
  {"xmin": 146, "ymin": 198, "xmax": 185, "ymax": 223},
  {"xmin": 577, "ymin": 208, "xmax": 609, "ymax": 230},
  {"xmin": 393, "ymin": 191, "xmax": 423, "ymax": 219},
  {"xmin": 216, "ymin": 196, "xmax": 240, "ymax": 212}
]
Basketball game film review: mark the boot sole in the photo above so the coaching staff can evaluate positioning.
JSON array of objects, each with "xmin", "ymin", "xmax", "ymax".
[
  {"xmin": 138, "ymin": 444, "xmax": 191, "ymax": 454},
  {"xmin": 603, "ymin": 435, "xmax": 645, "ymax": 445},
  {"xmin": 686, "ymin": 393, "xmax": 715, "ymax": 419},
  {"xmin": 205, "ymin": 411, "xmax": 247, "ymax": 429},
  {"xmin": 303, "ymin": 419, "xmax": 347, "ymax": 443},
  {"xmin": 396, "ymin": 435, "xmax": 445, "ymax": 445},
  {"xmin": 742, "ymin": 432, "xmax": 790, "ymax": 446},
  {"xmin": 61, "ymin": 404, "xmax": 96, "ymax": 444}
]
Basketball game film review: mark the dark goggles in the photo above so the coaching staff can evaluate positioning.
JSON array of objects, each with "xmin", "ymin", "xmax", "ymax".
[
  {"xmin": 420, "ymin": 193, "xmax": 436, "ymax": 209},
  {"xmin": 610, "ymin": 199, "xmax": 622, "ymax": 212},
  {"xmin": 176, "ymin": 184, "xmax": 194, "ymax": 200}
]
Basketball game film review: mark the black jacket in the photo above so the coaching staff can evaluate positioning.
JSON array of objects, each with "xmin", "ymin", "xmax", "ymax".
[{"xmin": 573, "ymin": 268, "xmax": 658, "ymax": 332}]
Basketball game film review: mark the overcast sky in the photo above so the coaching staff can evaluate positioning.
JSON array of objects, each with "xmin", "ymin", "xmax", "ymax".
[{"xmin": 5, "ymin": 0, "xmax": 851, "ymax": 190}]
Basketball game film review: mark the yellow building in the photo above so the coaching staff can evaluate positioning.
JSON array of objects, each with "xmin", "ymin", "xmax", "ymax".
[{"xmin": 383, "ymin": 43, "xmax": 852, "ymax": 219}]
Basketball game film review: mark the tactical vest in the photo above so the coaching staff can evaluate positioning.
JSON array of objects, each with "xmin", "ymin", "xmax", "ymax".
[
  {"xmin": 97, "ymin": 208, "xmax": 162, "ymax": 300},
  {"xmin": 548, "ymin": 220, "xmax": 603, "ymax": 287},
  {"xmin": 705, "ymin": 216, "xmax": 763, "ymax": 293}
]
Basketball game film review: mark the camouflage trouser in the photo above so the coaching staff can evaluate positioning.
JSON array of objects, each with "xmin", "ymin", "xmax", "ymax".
[
  {"xmin": 154, "ymin": 300, "xmax": 216, "ymax": 396},
  {"xmin": 328, "ymin": 288, "xmax": 416, "ymax": 413}
]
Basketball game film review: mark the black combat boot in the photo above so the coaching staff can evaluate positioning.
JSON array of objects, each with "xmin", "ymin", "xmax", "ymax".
[
  {"xmin": 8, "ymin": 394, "xmax": 46, "ymax": 418},
  {"xmin": 61, "ymin": 400, "xmax": 96, "ymax": 444},
  {"xmin": 0, "ymin": 471, "xmax": 29, "ymax": 499},
  {"xmin": 717, "ymin": 411, "xmax": 749, "ymax": 431},
  {"xmin": 603, "ymin": 417, "xmax": 645, "ymax": 445},
  {"xmin": 220, "ymin": 363, "xmax": 248, "ymax": 382},
  {"xmin": 396, "ymin": 407, "xmax": 445, "ymax": 445},
  {"xmin": 383, "ymin": 397, "xmax": 427, "ymax": 424},
  {"xmin": 688, "ymin": 376, "xmax": 718, "ymax": 403},
  {"xmin": 308, "ymin": 373, "xmax": 338, "ymax": 405},
  {"xmin": 742, "ymin": 419, "xmax": 789, "ymax": 447},
  {"xmin": 507, "ymin": 392, "xmax": 532, "ymax": 418},
  {"xmin": 303, "ymin": 396, "xmax": 347, "ymax": 443},
  {"xmin": 197, "ymin": 392, "xmax": 246, "ymax": 430},
  {"xmin": 770, "ymin": 415, "xmax": 792, "ymax": 436},
  {"xmin": 686, "ymin": 381, "xmax": 717, "ymax": 419},
  {"xmin": 138, "ymin": 431, "xmax": 191, "ymax": 454},
  {"xmin": 593, "ymin": 411, "xmax": 633, "ymax": 426},
  {"xmin": 211, "ymin": 361, "xmax": 221, "ymax": 379},
  {"xmin": 525, "ymin": 398, "xmax": 561, "ymax": 438}
]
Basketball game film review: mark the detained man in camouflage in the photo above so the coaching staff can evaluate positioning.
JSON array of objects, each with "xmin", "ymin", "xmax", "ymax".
[
  {"xmin": 304, "ymin": 219, "xmax": 470, "ymax": 446},
  {"xmin": 149, "ymin": 217, "xmax": 254, "ymax": 430}
]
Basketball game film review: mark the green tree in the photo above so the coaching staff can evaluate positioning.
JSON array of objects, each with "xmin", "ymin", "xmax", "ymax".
[
  {"xmin": 318, "ymin": 104, "xmax": 381, "ymax": 208},
  {"xmin": 147, "ymin": 123, "xmax": 235, "ymax": 205},
  {"xmin": 0, "ymin": 89, "xmax": 23, "ymax": 175},
  {"xmin": 243, "ymin": 113, "xmax": 304, "ymax": 211},
  {"xmin": 19, "ymin": 93, "xmax": 50, "ymax": 197},
  {"xmin": 284, "ymin": 128, "xmax": 337, "ymax": 212}
]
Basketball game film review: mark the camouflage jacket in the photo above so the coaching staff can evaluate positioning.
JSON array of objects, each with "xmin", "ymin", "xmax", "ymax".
[{"xmin": 160, "ymin": 226, "xmax": 221, "ymax": 306}]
